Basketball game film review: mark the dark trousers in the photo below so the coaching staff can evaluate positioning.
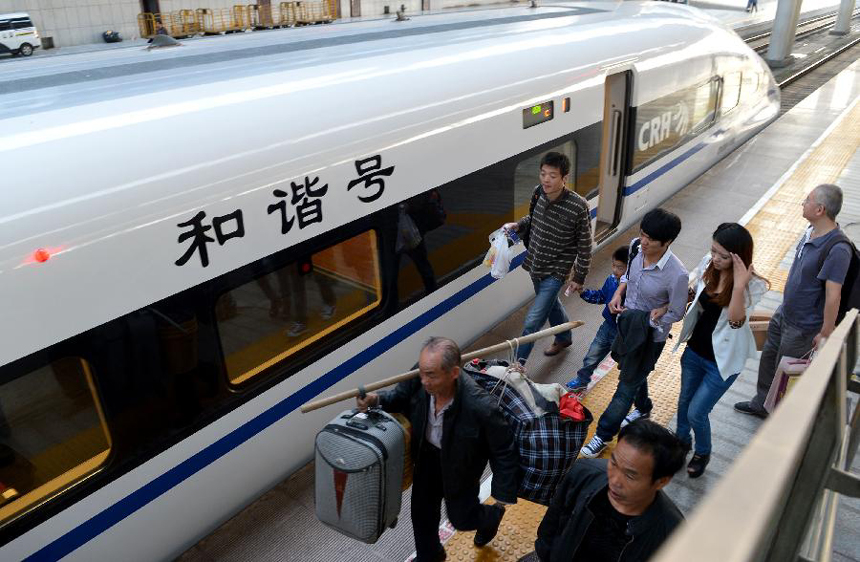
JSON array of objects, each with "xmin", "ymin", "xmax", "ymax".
[
  {"xmin": 397, "ymin": 240, "xmax": 437, "ymax": 295},
  {"xmin": 750, "ymin": 306, "xmax": 817, "ymax": 409},
  {"xmin": 411, "ymin": 442, "xmax": 496, "ymax": 561},
  {"xmin": 596, "ymin": 341, "xmax": 666, "ymax": 442}
]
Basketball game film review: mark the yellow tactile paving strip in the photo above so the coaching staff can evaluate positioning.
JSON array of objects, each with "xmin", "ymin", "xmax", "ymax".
[{"xmin": 441, "ymin": 100, "xmax": 860, "ymax": 561}]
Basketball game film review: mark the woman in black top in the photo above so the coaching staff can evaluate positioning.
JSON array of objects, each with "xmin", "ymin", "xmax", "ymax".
[{"xmin": 674, "ymin": 224, "xmax": 768, "ymax": 477}]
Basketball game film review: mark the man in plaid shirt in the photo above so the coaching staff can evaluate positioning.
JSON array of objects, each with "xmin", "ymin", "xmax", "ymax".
[{"xmin": 503, "ymin": 151, "xmax": 593, "ymax": 363}]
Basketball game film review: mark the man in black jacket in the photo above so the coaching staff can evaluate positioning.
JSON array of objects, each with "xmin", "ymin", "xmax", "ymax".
[
  {"xmin": 357, "ymin": 337, "xmax": 519, "ymax": 562},
  {"xmin": 529, "ymin": 419, "xmax": 685, "ymax": 562}
]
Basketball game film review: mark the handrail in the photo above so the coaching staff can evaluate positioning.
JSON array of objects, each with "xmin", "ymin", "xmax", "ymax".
[{"xmin": 652, "ymin": 308, "xmax": 859, "ymax": 562}]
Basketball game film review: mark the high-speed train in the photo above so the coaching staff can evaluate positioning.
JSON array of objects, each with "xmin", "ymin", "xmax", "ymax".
[{"xmin": 0, "ymin": 2, "xmax": 778, "ymax": 559}]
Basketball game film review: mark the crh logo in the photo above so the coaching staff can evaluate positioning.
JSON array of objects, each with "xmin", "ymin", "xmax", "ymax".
[
  {"xmin": 637, "ymin": 102, "xmax": 690, "ymax": 151},
  {"xmin": 673, "ymin": 102, "xmax": 690, "ymax": 136}
]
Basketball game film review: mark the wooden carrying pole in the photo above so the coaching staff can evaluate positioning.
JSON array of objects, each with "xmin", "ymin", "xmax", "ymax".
[{"xmin": 300, "ymin": 320, "xmax": 584, "ymax": 413}]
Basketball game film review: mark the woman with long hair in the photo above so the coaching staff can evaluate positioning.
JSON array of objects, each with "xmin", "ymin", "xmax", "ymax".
[{"xmin": 674, "ymin": 223, "xmax": 769, "ymax": 477}]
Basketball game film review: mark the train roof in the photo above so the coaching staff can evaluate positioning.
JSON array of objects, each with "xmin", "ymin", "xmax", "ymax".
[{"xmin": 0, "ymin": 1, "xmax": 725, "ymax": 117}]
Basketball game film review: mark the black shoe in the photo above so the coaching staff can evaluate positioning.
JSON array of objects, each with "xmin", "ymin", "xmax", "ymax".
[
  {"xmin": 687, "ymin": 454, "xmax": 710, "ymax": 478},
  {"xmin": 474, "ymin": 504, "xmax": 506, "ymax": 547},
  {"xmin": 733, "ymin": 401, "xmax": 768, "ymax": 419},
  {"xmin": 417, "ymin": 547, "xmax": 446, "ymax": 562}
]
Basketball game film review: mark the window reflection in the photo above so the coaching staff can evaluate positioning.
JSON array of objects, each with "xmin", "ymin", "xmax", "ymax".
[
  {"xmin": 217, "ymin": 231, "xmax": 381, "ymax": 385},
  {"xmin": 0, "ymin": 358, "xmax": 110, "ymax": 525}
]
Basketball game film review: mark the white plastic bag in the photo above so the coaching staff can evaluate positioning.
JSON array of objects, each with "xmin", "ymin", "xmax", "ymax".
[
  {"xmin": 395, "ymin": 205, "xmax": 422, "ymax": 253},
  {"xmin": 483, "ymin": 228, "xmax": 515, "ymax": 279}
]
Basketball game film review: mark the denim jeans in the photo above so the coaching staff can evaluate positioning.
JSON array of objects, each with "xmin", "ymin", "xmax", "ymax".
[
  {"xmin": 676, "ymin": 348, "xmax": 739, "ymax": 456},
  {"xmin": 576, "ymin": 320, "xmax": 617, "ymax": 383},
  {"xmin": 516, "ymin": 276, "xmax": 571, "ymax": 362},
  {"xmin": 595, "ymin": 340, "xmax": 665, "ymax": 442}
]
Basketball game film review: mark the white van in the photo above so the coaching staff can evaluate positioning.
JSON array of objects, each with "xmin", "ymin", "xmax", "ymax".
[{"xmin": 0, "ymin": 13, "xmax": 41, "ymax": 57}]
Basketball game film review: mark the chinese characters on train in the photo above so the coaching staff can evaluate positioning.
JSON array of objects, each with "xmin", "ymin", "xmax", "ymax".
[{"xmin": 174, "ymin": 156, "xmax": 395, "ymax": 268}]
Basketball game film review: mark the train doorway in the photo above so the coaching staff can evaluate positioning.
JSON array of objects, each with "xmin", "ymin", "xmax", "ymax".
[{"xmin": 594, "ymin": 71, "xmax": 632, "ymax": 243}]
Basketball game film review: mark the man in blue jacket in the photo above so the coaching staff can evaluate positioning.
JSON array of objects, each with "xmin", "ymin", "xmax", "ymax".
[{"xmin": 566, "ymin": 246, "xmax": 630, "ymax": 392}]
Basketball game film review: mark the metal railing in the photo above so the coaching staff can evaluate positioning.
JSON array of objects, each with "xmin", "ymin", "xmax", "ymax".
[
  {"xmin": 653, "ymin": 309, "xmax": 860, "ymax": 562},
  {"xmin": 137, "ymin": 2, "xmax": 336, "ymax": 38}
]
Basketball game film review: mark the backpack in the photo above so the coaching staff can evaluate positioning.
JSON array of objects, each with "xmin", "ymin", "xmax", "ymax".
[
  {"xmin": 817, "ymin": 230, "xmax": 860, "ymax": 323},
  {"xmin": 421, "ymin": 189, "xmax": 447, "ymax": 232},
  {"xmin": 407, "ymin": 189, "xmax": 446, "ymax": 234},
  {"xmin": 521, "ymin": 186, "xmax": 541, "ymax": 250}
]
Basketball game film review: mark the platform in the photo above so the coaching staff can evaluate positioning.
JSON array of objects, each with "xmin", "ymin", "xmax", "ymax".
[{"xmin": 175, "ymin": 31, "xmax": 860, "ymax": 562}]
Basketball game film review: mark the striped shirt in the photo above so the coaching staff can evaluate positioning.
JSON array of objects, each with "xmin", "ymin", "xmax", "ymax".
[{"xmin": 517, "ymin": 187, "xmax": 593, "ymax": 284}]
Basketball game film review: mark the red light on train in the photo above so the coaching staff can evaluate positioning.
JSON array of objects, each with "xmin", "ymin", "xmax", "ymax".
[
  {"xmin": 301, "ymin": 262, "xmax": 311, "ymax": 273},
  {"xmin": 34, "ymin": 248, "xmax": 51, "ymax": 263}
]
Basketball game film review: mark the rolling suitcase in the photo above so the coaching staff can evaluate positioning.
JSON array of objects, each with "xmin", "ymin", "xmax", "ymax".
[{"xmin": 314, "ymin": 408, "xmax": 405, "ymax": 543}]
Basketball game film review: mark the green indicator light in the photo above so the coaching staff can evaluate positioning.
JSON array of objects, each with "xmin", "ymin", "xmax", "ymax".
[{"xmin": 532, "ymin": 105, "xmax": 541, "ymax": 115}]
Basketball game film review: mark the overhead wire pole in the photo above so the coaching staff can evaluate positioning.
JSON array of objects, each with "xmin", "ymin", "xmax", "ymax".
[
  {"xmin": 766, "ymin": 0, "xmax": 804, "ymax": 67},
  {"xmin": 830, "ymin": 0, "xmax": 856, "ymax": 34}
]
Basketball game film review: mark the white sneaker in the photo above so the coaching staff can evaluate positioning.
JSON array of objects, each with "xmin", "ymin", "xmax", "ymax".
[
  {"xmin": 320, "ymin": 304, "xmax": 336, "ymax": 320},
  {"xmin": 620, "ymin": 409, "xmax": 650, "ymax": 429},
  {"xmin": 580, "ymin": 436, "xmax": 607, "ymax": 458},
  {"xmin": 287, "ymin": 322, "xmax": 307, "ymax": 337}
]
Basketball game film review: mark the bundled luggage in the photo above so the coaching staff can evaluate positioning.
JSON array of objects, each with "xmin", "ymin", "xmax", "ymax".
[
  {"xmin": 314, "ymin": 409, "xmax": 405, "ymax": 543},
  {"xmin": 463, "ymin": 359, "xmax": 593, "ymax": 505}
]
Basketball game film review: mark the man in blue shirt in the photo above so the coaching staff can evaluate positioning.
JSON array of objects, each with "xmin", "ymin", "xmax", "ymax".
[
  {"xmin": 735, "ymin": 184, "xmax": 851, "ymax": 419},
  {"xmin": 581, "ymin": 209, "xmax": 689, "ymax": 458},
  {"xmin": 566, "ymin": 246, "xmax": 630, "ymax": 392}
]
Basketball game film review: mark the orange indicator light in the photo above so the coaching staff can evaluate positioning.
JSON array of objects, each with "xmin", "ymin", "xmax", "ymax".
[
  {"xmin": 34, "ymin": 248, "xmax": 51, "ymax": 263},
  {"xmin": 544, "ymin": 109, "xmax": 551, "ymax": 117}
]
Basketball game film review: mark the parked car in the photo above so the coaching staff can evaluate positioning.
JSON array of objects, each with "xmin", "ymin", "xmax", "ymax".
[{"xmin": 0, "ymin": 12, "xmax": 41, "ymax": 57}]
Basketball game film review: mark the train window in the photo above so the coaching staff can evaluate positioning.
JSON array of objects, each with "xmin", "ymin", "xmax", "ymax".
[
  {"xmin": 690, "ymin": 79, "xmax": 718, "ymax": 134},
  {"xmin": 632, "ymin": 77, "xmax": 720, "ymax": 172},
  {"xmin": 394, "ymin": 160, "xmax": 517, "ymax": 303},
  {"xmin": 721, "ymin": 72, "xmax": 742, "ymax": 113},
  {"xmin": 742, "ymin": 72, "xmax": 760, "ymax": 98},
  {"xmin": 0, "ymin": 358, "xmax": 111, "ymax": 526},
  {"xmin": 217, "ymin": 231, "xmax": 381, "ymax": 385}
]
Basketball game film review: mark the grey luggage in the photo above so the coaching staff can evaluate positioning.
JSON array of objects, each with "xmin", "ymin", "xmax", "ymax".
[{"xmin": 314, "ymin": 408, "xmax": 405, "ymax": 543}]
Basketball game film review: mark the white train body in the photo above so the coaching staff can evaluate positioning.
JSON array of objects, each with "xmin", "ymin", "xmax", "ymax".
[{"xmin": 0, "ymin": 2, "xmax": 777, "ymax": 560}]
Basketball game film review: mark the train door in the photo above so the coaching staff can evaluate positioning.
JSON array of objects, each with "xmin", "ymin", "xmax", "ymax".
[{"xmin": 594, "ymin": 71, "xmax": 632, "ymax": 243}]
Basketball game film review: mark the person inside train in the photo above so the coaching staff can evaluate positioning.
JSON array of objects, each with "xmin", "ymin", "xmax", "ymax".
[
  {"xmin": 565, "ymin": 245, "xmax": 630, "ymax": 392},
  {"xmin": 356, "ymin": 337, "xmax": 519, "ymax": 562},
  {"xmin": 396, "ymin": 189, "xmax": 446, "ymax": 295},
  {"xmin": 525, "ymin": 419, "xmax": 685, "ymax": 562},
  {"xmin": 735, "ymin": 184, "xmax": 851, "ymax": 419},
  {"xmin": 674, "ymin": 223, "xmax": 769, "ymax": 477},
  {"xmin": 581, "ymin": 208, "xmax": 688, "ymax": 459},
  {"xmin": 502, "ymin": 151, "xmax": 593, "ymax": 363}
]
